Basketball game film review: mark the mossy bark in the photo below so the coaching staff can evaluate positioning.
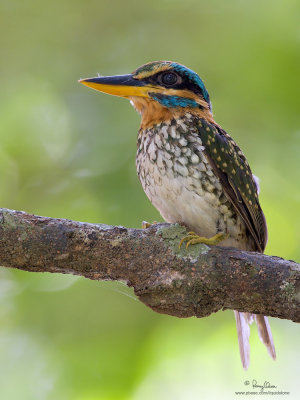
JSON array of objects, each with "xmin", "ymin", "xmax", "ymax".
[{"xmin": 0, "ymin": 208, "xmax": 299, "ymax": 322}]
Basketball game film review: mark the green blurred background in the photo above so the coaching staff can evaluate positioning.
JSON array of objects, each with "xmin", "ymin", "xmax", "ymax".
[{"xmin": 0, "ymin": 0, "xmax": 299, "ymax": 399}]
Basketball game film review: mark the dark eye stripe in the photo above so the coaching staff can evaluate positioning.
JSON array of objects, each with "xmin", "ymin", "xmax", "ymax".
[{"xmin": 140, "ymin": 69, "xmax": 211, "ymax": 110}]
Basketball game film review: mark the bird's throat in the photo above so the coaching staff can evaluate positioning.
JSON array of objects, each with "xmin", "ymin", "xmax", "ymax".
[{"xmin": 130, "ymin": 96, "xmax": 214, "ymax": 130}]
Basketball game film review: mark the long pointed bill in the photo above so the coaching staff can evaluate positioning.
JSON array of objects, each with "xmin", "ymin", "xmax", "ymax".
[{"xmin": 79, "ymin": 74, "xmax": 150, "ymax": 98}]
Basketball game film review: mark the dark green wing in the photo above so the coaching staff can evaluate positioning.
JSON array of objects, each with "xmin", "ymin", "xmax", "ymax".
[{"xmin": 197, "ymin": 119, "xmax": 267, "ymax": 252}]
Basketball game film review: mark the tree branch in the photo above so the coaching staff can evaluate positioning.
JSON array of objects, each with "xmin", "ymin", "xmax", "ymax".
[{"xmin": 0, "ymin": 208, "xmax": 299, "ymax": 322}]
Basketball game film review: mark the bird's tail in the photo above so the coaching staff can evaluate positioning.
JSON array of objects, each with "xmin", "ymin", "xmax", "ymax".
[
  {"xmin": 234, "ymin": 311, "xmax": 276, "ymax": 370},
  {"xmin": 255, "ymin": 314, "xmax": 276, "ymax": 360}
]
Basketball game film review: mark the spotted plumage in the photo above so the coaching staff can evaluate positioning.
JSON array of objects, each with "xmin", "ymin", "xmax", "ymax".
[
  {"xmin": 136, "ymin": 114, "xmax": 257, "ymax": 251},
  {"xmin": 80, "ymin": 60, "xmax": 275, "ymax": 370}
]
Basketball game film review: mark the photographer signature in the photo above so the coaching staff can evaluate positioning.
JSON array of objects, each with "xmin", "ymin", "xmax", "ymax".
[{"xmin": 252, "ymin": 379, "xmax": 277, "ymax": 392}]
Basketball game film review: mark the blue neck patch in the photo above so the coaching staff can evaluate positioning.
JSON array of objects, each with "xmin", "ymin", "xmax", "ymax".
[
  {"xmin": 149, "ymin": 92, "xmax": 199, "ymax": 108},
  {"xmin": 170, "ymin": 63, "xmax": 210, "ymax": 104}
]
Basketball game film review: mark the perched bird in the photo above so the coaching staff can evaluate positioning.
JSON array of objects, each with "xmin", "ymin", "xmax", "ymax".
[{"xmin": 79, "ymin": 61, "xmax": 276, "ymax": 369}]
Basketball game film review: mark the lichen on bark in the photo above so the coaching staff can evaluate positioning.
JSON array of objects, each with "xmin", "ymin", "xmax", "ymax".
[{"xmin": 0, "ymin": 208, "xmax": 299, "ymax": 322}]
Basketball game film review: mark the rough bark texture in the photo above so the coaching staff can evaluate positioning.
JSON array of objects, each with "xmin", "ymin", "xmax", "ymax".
[{"xmin": 0, "ymin": 208, "xmax": 299, "ymax": 322}]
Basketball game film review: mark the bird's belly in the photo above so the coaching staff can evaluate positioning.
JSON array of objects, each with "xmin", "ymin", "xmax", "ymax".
[
  {"xmin": 148, "ymin": 173, "xmax": 220, "ymax": 235},
  {"xmin": 137, "ymin": 151, "xmax": 252, "ymax": 250}
]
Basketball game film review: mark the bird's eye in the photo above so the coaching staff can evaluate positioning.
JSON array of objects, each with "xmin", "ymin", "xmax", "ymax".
[{"xmin": 161, "ymin": 72, "xmax": 178, "ymax": 86}]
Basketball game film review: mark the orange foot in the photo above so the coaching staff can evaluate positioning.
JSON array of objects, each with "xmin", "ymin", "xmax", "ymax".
[
  {"xmin": 179, "ymin": 232, "xmax": 229, "ymax": 249},
  {"xmin": 141, "ymin": 221, "xmax": 159, "ymax": 229}
]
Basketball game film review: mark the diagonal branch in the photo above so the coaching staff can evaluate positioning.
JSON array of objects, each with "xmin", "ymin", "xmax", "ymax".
[{"xmin": 0, "ymin": 208, "xmax": 299, "ymax": 322}]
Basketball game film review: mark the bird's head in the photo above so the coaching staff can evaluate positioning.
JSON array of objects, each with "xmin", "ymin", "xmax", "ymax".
[{"xmin": 79, "ymin": 61, "xmax": 213, "ymax": 128}]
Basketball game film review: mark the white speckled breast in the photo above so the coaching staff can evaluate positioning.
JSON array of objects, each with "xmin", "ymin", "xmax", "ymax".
[{"xmin": 136, "ymin": 114, "xmax": 256, "ymax": 251}]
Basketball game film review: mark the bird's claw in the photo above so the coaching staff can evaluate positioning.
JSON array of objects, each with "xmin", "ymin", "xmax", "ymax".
[
  {"xmin": 142, "ymin": 221, "xmax": 158, "ymax": 229},
  {"xmin": 179, "ymin": 232, "xmax": 229, "ymax": 249}
]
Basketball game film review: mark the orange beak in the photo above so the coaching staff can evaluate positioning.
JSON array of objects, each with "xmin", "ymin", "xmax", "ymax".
[{"xmin": 79, "ymin": 74, "xmax": 151, "ymax": 98}]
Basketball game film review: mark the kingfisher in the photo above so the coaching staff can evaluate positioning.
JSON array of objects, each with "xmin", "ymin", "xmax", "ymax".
[{"xmin": 79, "ymin": 61, "xmax": 276, "ymax": 369}]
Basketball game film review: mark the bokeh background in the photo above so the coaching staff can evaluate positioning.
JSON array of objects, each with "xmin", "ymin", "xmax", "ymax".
[{"xmin": 0, "ymin": 0, "xmax": 299, "ymax": 399}]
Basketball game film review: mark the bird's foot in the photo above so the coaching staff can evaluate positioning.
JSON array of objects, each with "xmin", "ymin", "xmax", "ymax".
[
  {"xmin": 179, "ymin": 232, "xmax": 229, "ymax": 249},
  {"xmin": 142, "ymin": 221, "xmax": 159, "ymax": 229}
]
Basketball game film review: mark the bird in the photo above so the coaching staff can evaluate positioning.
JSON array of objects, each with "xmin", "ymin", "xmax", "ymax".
[{"xmin": 79, "ymin": 60, "xmax": 276, "ymax": 369}]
